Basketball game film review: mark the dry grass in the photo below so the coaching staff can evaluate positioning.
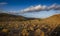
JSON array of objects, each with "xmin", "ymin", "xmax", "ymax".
[{"xmin": 0, "ymin": 14, "xmax": 60, "ymax": 36}]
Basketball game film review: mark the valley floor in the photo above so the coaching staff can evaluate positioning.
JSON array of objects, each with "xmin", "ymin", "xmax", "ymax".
[{"xmin": 0, "ymin": 21, "xmax": 60, "ymax": 36}]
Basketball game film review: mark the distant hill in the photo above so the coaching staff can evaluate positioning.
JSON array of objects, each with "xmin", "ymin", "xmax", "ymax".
[
  {"xmin": 42, "ymin": 14, "xmax": 60, "ymax": 24},
  {"xmin": 0, "ymin": 13, "xmax": 60, "ymax": 22},
  {"xmin": 0, "ymin": 13, "xmax": 39, "ymax": 21},
  {"xmin": 0, "ymin": 13, "xmax": 27, "ymax": 21}
]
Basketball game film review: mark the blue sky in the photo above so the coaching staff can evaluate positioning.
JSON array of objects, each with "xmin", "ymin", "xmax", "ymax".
[{"xmin": 0, "ymin": 0, "xmax": 60, "ymax": 18}]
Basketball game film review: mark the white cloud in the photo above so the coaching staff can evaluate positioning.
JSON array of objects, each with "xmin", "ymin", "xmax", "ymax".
[
  {"xmin": 48, "ymin": 4, "xmax": 60, "ymax": 10},
  {"xmin": 0, "ymin": 2, "xmax": 8, "ymax": 5},
  {"xmin": 20, "ymin": 4, "xmax": 60, "ymax": 13}
]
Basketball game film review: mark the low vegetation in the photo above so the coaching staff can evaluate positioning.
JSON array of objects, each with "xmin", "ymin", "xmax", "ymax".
[{"xmin": 0, "ymin": 13, "xmax": 60, "ymax": 36}]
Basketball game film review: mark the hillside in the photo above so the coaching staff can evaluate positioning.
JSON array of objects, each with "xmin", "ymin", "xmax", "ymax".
[
  {"xmin": 0, "ymin": 13, "xmax": 39, "ymax": 21},
  {"xmin": 0, "ymin": 13, "xmax": 60, "ymax": 36},
  {"xmin": 42, "ymin": 14, "xmax": 60, "ymax": 24},
  {"xmin": 0, "ymin": 13, "xmax": 27, "ymax": 21}
]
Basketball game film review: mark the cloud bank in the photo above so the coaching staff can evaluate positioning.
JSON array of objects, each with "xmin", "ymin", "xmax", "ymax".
[{"xmin": 20, "ymin": 4, "xmax": 60, "ymax": 13}]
